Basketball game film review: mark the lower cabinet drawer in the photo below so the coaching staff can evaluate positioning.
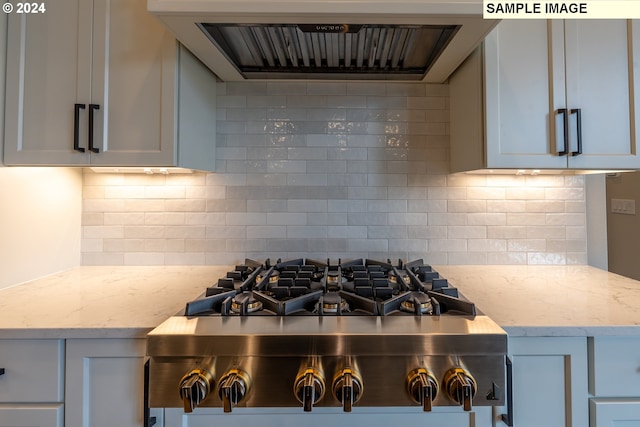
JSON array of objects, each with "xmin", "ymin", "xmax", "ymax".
[
  {"xmin": 590, "ymin": 398, "xmax": 640, "ymax": 426},
  {"xmin": 589, "ymin": 337, "xmax": 640, "ymax": 397},
  {"xmin": 0, "ymin": 340, "xmax": 64, "ymax": 402},
  {"xmin": 0, "ymin": 404, "xmax": 63, "ymax": 427}
]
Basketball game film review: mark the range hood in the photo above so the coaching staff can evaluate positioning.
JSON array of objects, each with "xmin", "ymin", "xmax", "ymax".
[{"xmin": 147, "ymin": 0, "xmax": 498, "ymax": 82}]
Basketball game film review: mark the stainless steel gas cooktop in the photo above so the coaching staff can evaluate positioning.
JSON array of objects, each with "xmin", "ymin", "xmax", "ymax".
[{"xmin": 146, "ymin": 258, "xmax": 508, "ymax": 415}]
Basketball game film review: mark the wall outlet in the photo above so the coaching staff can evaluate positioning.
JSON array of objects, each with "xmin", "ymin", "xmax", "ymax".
[{"xmin": 611, "ymin": 198, "xmax": 636, "ymax": 215}]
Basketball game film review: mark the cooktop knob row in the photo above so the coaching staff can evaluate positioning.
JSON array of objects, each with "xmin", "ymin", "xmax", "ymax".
[{"xmin": 177, "ymin": 363, "xmax": 477, "ymax": 412}]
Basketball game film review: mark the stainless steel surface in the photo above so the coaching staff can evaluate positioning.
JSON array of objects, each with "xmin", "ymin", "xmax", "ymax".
[
  {"xmin": 148, "ymin": 315, "xmax": 507, "ymax": 357},
  {"xmin": 148, "ymin": 315, "xmax": 506, "ymax": 409},
  {"xmin": 149, "ymin": 354, "xmax": 504, "ymax": 408}
]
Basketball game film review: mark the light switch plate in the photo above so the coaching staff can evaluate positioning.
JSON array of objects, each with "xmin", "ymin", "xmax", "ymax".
[{"xmin": 611, "ymin": 198, "xmax": 636, "ymax": 215}]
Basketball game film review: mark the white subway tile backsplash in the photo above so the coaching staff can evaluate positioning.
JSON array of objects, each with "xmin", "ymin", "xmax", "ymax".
[
  {"xmin": 448, "ymin": 226, "xmax": 487, "ymax": 239},
  {"xmin": 81, "ymin": 81, "xmax": 588, "ymax": 265},
  {"xmin": 83, "ymin": 225, "xmax": 124, "ymax": 239}
]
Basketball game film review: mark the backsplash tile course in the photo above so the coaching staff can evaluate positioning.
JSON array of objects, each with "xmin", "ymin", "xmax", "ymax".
[{"xmin": 81, "ymin": 81, "xmax": 587, "ymax": 266}]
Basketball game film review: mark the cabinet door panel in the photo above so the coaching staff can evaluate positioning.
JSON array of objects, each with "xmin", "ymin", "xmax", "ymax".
[
  {"xmin": 65, "ymin": 339, "xmax": 146, "ymax": 427},
  {"xmin": 567, "ymin": 20, "xmax": 639, "ymax": 168},
  {"xmin": 509, "ymin": 337, "xmax": 588, "ymax": 427},
  {"xmin": 4, "ymin": 0, "xmax": 90, "ymax": 165},
  {"xmin": 90, "ymin": 0, "xmax": 176, "ymax": 166},
  {"xmin": 484, "ymin": 20, "xmax": 567, "ymax": 169}
]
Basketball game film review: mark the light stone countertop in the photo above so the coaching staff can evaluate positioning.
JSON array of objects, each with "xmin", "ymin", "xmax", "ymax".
[
  {"xmin": 0, "ymin": 264, "xmax": 639, "ymax": 339},
  {"xmin": 436, "ymin": 265, "xmax": 640, "ymax": 336},
  {"xmin": 0, "ymin": 265, "xmax": 231, "ymax": 339}
]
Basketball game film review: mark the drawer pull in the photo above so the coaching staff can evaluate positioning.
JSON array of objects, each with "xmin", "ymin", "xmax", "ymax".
[{"xmin": 0, "ymin": 368, "xmax": 4, "ymax": 376}]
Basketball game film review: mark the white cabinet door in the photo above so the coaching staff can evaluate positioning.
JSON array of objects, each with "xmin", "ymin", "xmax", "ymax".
[
  {"xmin": 507, "ymin": 337, "xmax": 588, "ymax": 427},
  {"xmin": 4, "ymin": 0, "xmax": 216, "ymax": 170},
  {"xmin": 164, "ymin": 407, "xmax": 494, "ymax": 427},
  {"xmin": 88, "ymin": 0, "xmax": 176, "ymax": 166},
  {"xmin": 564, "ymin": 20, "xmax": 640, "ymax": 169},
  {"xmin": 0, "ymin": 404, "xmax": 63, "ymax": 427},
  {"xmin": 483, "ymin": 19, "xmax": 566, "ymax": 169},
  {"xmin": 590, "ymin": 399, "xmax": 640, "ymax": 426},
  {"xmin": 451, "ymin": 20, "xmax": 640, "ymax": 171},
  {"xmin": 4, "ymin": 0, "xmax": 91, "ymax": 165},
  {"xmin": 65, "ymin": 339, "xmax": 147, "ymax": 427}
]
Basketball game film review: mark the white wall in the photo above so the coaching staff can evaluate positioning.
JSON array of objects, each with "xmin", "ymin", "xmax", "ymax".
[{"xmin": 0, "ymin": 167, "xmax": 83, "ymax": 289}]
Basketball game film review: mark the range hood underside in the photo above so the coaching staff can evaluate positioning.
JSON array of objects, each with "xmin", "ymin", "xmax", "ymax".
[
  {"xmin": 199, "ymin": 24, "xmax": 459, "ymax": 80},
  {"xmin": 148, "ymin": 1, "xmax": 499, "ymax": 82}
]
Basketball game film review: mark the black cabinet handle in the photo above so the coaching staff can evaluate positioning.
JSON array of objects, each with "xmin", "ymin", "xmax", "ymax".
[
  {"xmin": 73, "ymin": 104, "xmax": 86, "ymax": 153},
  {"xmin": 501, "ymin": 356, "xmax": 513, "ymax": 426},
  {"xmin": 88, "ymin": 104, "xmax": 100, "ymax": 153},
  {"xmin": 557, "ymin": 108, "xmax": 569, "ymax": 156},
  {"xmin": 0, "ymin": 368, "xmax": 5, "ymax": 376},
  {"xmin": 570, "ymin": 108, "xmax": 582, "ymax": 156}
]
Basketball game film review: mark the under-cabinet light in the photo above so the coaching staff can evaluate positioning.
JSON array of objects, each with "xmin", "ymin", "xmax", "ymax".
[{"xmin": 89, "ymin": 167, "xmax": 194, "ymax": 174}]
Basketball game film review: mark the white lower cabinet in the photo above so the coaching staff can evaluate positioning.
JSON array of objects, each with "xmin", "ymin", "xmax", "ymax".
[
  {"xmin": 506, "ymin": 337, "xmax": 588, "ymax": 427},
  {"xmin": 163, "ymin": 406, "xmax": 494, "ymax": 427},
  {"xmin": 65, "ymin": 338, "xmax": 151, "ymax": 427},
  {"xmin": 0, "ymin": 404, "xmax": 64, "ymax": 427},
  {"xmin": 590, "ymin": 399, "xmax": 640, "ymax": 426},
  {"xmin": 589, "ymin": 337, "xmax": 640, "ymax": 426},
  {"xmin": 0, "ymin": 340, "xmax": 65, "ymax": 427}
]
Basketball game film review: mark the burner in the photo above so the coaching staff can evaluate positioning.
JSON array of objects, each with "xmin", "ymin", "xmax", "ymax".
[
  {"xmin": 257, "ymin": 272, "xmax": 279, "ymax": 285},
  {"xmin": 321, "ymin": 292, "xmax": 349, "ymax": 314},
  {"xmin": 400, "ymin": 292, "xmax": 433, "ymax": 315},
  {"xmin": 325, "ymin": 271, "xmax": 344, "ymax": 286},
  {"xmin": 231, "ymin": 292, "xmax": 264, "ymax": 314},
  {"xmin": 389, "ymin": 272, "xmax": 410, "ymax": 286}
]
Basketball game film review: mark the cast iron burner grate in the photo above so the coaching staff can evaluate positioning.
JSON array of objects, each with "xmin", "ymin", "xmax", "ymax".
[{"xmin": 184, "ymin": 258, "xmax": 476, "ymax": 317}]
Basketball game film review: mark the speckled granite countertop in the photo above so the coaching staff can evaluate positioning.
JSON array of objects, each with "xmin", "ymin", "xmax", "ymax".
[{"xmin": 1, "ymin": 264, "xmax": 639, "ymax": 339}]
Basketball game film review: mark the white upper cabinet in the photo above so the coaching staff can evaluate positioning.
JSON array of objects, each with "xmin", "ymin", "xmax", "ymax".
[
  {"xmin": 4, "ymin": 0, "xmax": 217, "ymax": 171},
  {"xmin": 450, "ymin": 19, "xmax": 640, "ymax": 172}
]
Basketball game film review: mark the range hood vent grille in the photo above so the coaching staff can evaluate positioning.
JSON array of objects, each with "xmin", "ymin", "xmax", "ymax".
[{"xmin": 198, "ymin": 23, "xmax": 459, "ymax": 80}]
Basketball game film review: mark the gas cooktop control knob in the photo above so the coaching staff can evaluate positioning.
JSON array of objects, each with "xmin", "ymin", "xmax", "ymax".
[
  {"xmin": 407, "ymin": 368, "xmax": 439, "ymax": 411},
  {"xmin": 443, "ymin": 367, "xmax": 477, "ymax": 411},
  {"xmin": 218, "ymin": 369, "xmax": 251, "ymax": 413},
  {"xmin": 178, "ymin": 369, "xmax": 215, "ymax": 413},
  {"xmin": 332, "ymin": 368, "xmax": 363, "ymax": 412},
  {"xmin": 294, "ymin": 368, "xmax": 326, "ymax": 412}
]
